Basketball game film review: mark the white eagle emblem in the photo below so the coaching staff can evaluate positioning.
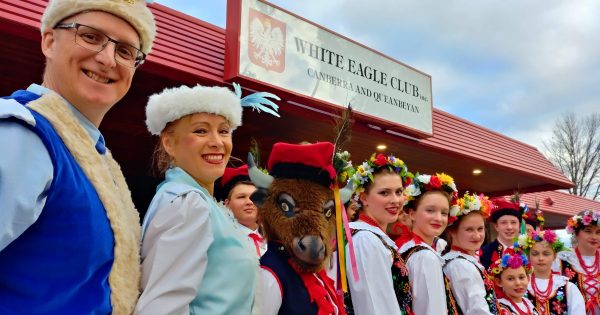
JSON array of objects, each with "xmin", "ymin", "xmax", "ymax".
[{"xmin": 249, "ymin": 17, "xmax": 284, "ymax": 68}]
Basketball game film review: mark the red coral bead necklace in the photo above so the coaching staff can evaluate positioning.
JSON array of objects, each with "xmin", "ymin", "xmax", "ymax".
[
  {"xmin": 576, "ymin": 247, "xmax": 600, "ymax": 275},
  {"xmin": 530, "ymin": 273, "xmax": 553, "ymax": 300},
  {"xmin": 507, "ymin": 298, "xmax": 533, "ymax": 315}
]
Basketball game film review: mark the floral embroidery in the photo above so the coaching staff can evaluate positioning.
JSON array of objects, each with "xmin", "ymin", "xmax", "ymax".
[
  {"xmin": 528, "ymin": 278, "xmax": 569, "ymax": 315},
  {"xmin": 551, "ymin": 300, "xmax": 565, "ymax": 314},
  {"xmin": 448, "ymin": 256, "xmax": 498, "ymax": 314},
  {"xmin": 484, "ymin": 275, "xmax": 495, "ymax": 290},
  {"xmin": 564, "ymin": 267, "xmax": 576, "ymax": 279},
  {"xmin": 345, "ymin": 229, "xmax": 412, "ymax": 315},
  {"xmin": 555, "ymin": 290, "xmax": 564, "ymax": 301}
]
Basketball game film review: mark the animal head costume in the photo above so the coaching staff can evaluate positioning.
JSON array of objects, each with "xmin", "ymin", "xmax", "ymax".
[{"xmin": 248, "ymin": 142, "xmax": 351, "ymax": 273}]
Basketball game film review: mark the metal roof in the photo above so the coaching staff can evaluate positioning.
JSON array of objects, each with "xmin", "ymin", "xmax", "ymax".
[{"xmin": 0, "ymin": 0, "xmax": 574, "ymax": 212}]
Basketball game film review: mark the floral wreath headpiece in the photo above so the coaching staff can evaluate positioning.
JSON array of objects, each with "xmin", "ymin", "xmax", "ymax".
[
  {"xmin": 333, "ymin": 150, "xmax": 356, "ymax": 205},
  {"xmin": 350, "ymin": 153, "xmax": 412, "ymax": 194},
  {"xmin": 403, "ymin": 172, "xmax": 459, "ymax": 210},
  {"xmin": 448, "ymin": 192, "xmax": 492, "ymax": 226},
  {"xmin": 333, "ymin": 151, "xmax": 355, "ymax": 185},
  {"xmin": 566, "ymin": 210, "xmax": 600, "ymax": 234},
  {"xmin": 515, "ymin": 230, "xmax": 568, "ymax": 255},
  {"xmin": 489, "ymin": 248, "xmax": 533, "ymax": 278},
  {"xmin": 521, "ymin": 202, "xmax": 545, "ymax": 229}
]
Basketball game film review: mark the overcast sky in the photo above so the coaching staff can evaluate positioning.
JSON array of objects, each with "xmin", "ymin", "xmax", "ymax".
[{"xmin": 156, "ymin": 0, "xmax": 599, "ymax": 150}]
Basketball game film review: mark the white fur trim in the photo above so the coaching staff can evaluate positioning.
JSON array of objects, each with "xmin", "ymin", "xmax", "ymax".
[
  {"xmin": 41, "ymin": 0, "xmax": 156, "ymax": 54},
  {"xmin": 145, "ymin": 84, "xmax": 243, "ymax": 135},
  {"xmin": 28, "ymin": 93, "xmax": 141, "ymax": 314}
]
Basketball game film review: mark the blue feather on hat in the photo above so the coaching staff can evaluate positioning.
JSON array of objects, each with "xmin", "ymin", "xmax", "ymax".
[{"xmin": 233, "ymin": 83, "xmax": 281, "ymax": 117}]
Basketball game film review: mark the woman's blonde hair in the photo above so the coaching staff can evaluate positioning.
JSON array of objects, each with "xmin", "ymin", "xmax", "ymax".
[{"xmin": 151, "ymin": 121, "xmax": 176, "ymax": 177}]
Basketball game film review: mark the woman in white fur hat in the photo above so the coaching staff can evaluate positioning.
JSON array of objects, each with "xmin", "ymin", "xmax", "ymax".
[
  {"xmin": 136, "ymin": 84, "xmax": 279, "ymax": 315},
  {"xmin": 0, "ymin": 0, "xmax": 155, "ymax": 314}
]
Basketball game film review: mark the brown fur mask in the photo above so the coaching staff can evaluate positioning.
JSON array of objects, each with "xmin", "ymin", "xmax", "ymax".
[{"xmin": 257, "ymin": 178, "xmax": 336, "ymax": 273}]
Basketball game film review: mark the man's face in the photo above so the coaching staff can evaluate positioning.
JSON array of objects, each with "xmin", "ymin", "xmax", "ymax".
[
  {"xmin": 225, "ymin": 183, "xmax": 258, "ymax": 229},
  {"xmin": 41, "ymin": 11, "xmax": 140, "ymax": 125},
  {"xmin": 493, "ymin": 215, "xmax": 520, "ymax": 244}
]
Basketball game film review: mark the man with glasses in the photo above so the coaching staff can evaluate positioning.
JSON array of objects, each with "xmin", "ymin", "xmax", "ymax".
[{"xmin": 0, "ymin": 0, "xmax": 155, "ymax": 313}]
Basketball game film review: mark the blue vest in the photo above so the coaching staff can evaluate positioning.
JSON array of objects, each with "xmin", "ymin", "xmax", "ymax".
[
  {"xmin": 260, "ymin": 242, "xmax": 319, "ymax": 315},
  {"xmin": 0, "ymin": 90, "xmax": 114, "ymax": 315}
]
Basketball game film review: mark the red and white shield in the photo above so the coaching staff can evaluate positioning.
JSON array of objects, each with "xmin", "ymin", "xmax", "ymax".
[{"xmin": 248, "ymin": 8, "xmax": 286, "ymax": 73}]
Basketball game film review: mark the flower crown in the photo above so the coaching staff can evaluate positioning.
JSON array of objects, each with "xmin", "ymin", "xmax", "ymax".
[
  {"xmin": 350, "ymin": 153, "xmax": 412, "ymax": 193},
  {"xmin": 403, "ymin": 173, "xmax": 459, "ymax": 209},
  {"xmin": 515, "ymin": 230, "xmax": 568, "ymax": 255},
  {"xmin": 333, "ymin": 151, "xmax": 355, "ymax": 184},
  {"xmin": 521, "ymin": 203, "xmax": 545, "ymax": 228},
  {"xmin": 448, "ymin": 192, "xmax": 492, "ymax": 225},
  {"xmin": 489, "ymin": 248, "xmax": 533, "ymax": 277},
  {"xmin": 566, "ymin": 210, "xmax": 600, "ymax": 234}
]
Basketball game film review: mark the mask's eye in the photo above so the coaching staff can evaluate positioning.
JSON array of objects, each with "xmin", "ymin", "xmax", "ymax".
[
  {"xmin": 277, "ymin": 193, "xmax": 296, "ymax": 217},
  {"xmin": 323, "ymin": 200, "xmax": 334, "ymax": 219}
]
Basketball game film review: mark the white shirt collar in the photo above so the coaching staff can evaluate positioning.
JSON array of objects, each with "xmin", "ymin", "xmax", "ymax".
[{"xmin": 27, "ymin": 84, "xmax": 103, "ymax": 146}]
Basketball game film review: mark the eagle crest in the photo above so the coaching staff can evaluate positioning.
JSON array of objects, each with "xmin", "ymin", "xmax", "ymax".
[{"xmin": 249, "ymin": 17, "xmax": 284, "ymax": 68}]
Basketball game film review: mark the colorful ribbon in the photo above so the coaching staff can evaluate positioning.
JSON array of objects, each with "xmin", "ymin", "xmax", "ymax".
[{"xmin": 333, "ymin": 183, "xmax": 348, "ymax": 292}]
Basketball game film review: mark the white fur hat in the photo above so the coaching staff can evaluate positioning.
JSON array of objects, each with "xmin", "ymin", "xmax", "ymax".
[
  {"xmin": 145, "ymin": 84, "xmax": 243, "ymax": 135},
  {"xmin": 40, "ymin": 0, "xmax": 156, "ymax": 54}
]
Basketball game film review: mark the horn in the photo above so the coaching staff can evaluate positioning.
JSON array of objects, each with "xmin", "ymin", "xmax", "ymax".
[
  {"xmin": 248, "ymin": 152, "xmax": 274, "ymax": 189},
  {"xmin": 340, "ymin": 180, "xmax": 354, "ymax": 204}
]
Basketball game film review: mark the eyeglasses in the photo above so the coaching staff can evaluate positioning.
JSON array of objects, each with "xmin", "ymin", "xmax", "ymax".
[{"xmin": 54, "ymin": 23, "xmax": 146, "ymax": 68}]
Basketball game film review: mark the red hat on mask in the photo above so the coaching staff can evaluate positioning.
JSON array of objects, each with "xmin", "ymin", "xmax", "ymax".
[{"xmin": 268, "ymin": 142, "xmax": 336, "ymax": 188}]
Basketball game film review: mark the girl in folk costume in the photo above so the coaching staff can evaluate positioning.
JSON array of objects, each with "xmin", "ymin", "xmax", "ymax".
[
  {"xmin": 136, "ymin": 84, "xmax": 280, "ymax": 314},
  {"xmin": 553, "ymin": 210, "xmax": 600, "ymax": 314},
  {"xmin": 345, "ymin": 153, "xmax": 413, "ymax": 315},
  {"xmin": 518, "ymin": 230, "xmax": 585, "ymax": 315},
  {"xmin": 490, "ymin": 249, "xmax": 539, "ymax": 315},
  {"xmin": 443, "ymin": 192, "xmax": 500, "ymax": 314},
  {"xmin": 400, "ymin": 172, "xmax": 459, "ymax": 315},
  {"xmin": 391, "ymin": 207, "xmax": 413, "ymax": 248}
]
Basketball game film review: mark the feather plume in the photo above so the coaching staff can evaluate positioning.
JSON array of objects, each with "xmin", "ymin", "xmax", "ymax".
[
  {"xmin": 249, "ymin": 137, "xmax": 262, "ymax": 167},
  {"xmin": 332, "ymin": 104, "xmax": 353, "ymax": 154},
  {"xmin": 233, "ymin": 82, "xmax": 281, "ymax": 117},
  {"xmin": 511, "ymin": 190, "xmax": 521, "ymax": 204}
]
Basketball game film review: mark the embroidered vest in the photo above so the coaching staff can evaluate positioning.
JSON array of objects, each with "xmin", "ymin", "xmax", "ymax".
[
  {"xmin": 445, "ymin": 255, "xmax": 500, "ymax": 314},
  {"xmin": 560, "ymin": 259, "xmax": 600, "ymax": 312},
  {"xmin": 402, "ymin": 245, "xmax": 461, "ymax": 315},
  {"xmin": 261, "ymin": 242, "xmax": 320, "ymax": 315},
  {"xmin": 526, "ymin": 282, "xmax": 568, "ymax": 315},
  {"xmin": 344, "ymin": 229, "xmax": 412, "ymax": 315},
  {"xmin": 0, "ymin": 91, "xmax": 113, "ymax": 314}
]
